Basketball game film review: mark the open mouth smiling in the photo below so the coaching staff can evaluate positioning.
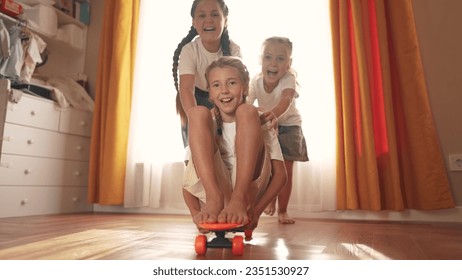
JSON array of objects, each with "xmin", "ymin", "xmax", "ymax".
[
  {"xmin": 204, "ymin": 27, "xmax": 215, "ymax": 32},
  {"xmin": 267, "ymin": 69, "xmax": 279, "ymax": 77},
  {"xmin": 220, "ymin": 97, "xmax": 233, "ymax": 104}
]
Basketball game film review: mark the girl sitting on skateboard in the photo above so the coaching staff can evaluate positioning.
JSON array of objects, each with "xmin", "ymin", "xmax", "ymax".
[{"xmin": 182, "ymin": 56, "xmax": 287, "ymax": 231}]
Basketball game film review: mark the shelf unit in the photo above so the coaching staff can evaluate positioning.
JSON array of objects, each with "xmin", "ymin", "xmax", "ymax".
[
  {"xmin": 0, "ymin": 6, "xmax": 93, "ymax": 218},
  {"xmin": 1, "ymin": 8, "xmax": 87, "ymax": 79}
]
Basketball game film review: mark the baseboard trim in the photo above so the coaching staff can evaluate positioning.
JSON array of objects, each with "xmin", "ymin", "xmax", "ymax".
[
  {"xmin": 94, "ymin": 205, "xmax": 462, "ymax": 223},
  {"xmin": 290, "ymin": 207, "xmax": 462, "ymax": 223}
]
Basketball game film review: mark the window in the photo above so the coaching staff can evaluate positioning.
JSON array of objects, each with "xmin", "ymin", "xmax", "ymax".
[{"xmin": 128, "ymin": 0, "xmax": 336, "ymax": 211}]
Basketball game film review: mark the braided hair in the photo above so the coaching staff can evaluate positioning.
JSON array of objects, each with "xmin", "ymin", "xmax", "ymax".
[{"xmin": 172, "ymin": 0, "xmax": 232, "ymax": 125}]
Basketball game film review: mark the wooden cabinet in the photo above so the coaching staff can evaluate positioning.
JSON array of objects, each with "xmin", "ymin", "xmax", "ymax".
[
  {"xmin": 0, "ymin": 5, "xmax": 93, "ymax": 218},
  {"xmin": 0, "ymin": 79, "xmax": 93, "ymax": 218}
]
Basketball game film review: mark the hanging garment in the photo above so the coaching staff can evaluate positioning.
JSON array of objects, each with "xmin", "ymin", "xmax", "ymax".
[
  {"xmin": 0, "ymin": 25, "xmax": 24, "ymax": 81},
  {"xmin": 0, "ymin": 19, "xmax": 10, "ymax": 64},
  {"xmin": 21, "ymin": 32, "xmax": 46, "ymax": 83}
]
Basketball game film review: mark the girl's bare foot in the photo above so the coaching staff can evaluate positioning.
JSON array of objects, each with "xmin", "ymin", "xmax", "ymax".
[
  {"xmin": 218, "ymin": 198, "xmax": 248, "ymax": 225},
  {"xmin": 278, "ymin": 212, "xmax": 295, "ymax": 224},
  {"xmin": 193, "ymin": 199, "xmax": 223, "ymax": 225}
]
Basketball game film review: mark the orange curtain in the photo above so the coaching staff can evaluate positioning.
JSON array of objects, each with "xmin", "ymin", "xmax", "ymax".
[
  {"xmin": 330, "ymin": 0, "xmax": 455, "ymax": 210},
  {"xmin": 88, "ymin": 0, "xmax": 139, "ymax": 204}
]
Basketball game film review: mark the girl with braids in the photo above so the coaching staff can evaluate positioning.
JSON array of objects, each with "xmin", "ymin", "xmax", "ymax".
[
  {"xmin": 247, "ymin": 37, "xmax": 309, "ymax": 224},
  {"xmin": 172, "ymin": 0, "xmax": 241, "ymax": 147},
  {"xmin": 182, "ymin": 57, "xmax": 287, "ymax": 231}
]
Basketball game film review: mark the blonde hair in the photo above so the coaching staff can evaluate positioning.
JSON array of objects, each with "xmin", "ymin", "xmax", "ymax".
[
  {"xmin": 261, "ymin": 36, "xmax": 293, "ymax": 56},
  {"xmin": 205, "ymin": 56, "xmax": 250, "ymax": 88}
]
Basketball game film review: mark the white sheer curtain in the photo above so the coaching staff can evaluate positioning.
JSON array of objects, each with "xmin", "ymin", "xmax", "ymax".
[{"xmin": 124, "ymin": 0, "xmax": 336, "ymax": 214}]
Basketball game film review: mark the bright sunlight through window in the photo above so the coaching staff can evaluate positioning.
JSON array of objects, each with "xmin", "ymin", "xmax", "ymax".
[
  {"xmin": 128, "ymin": 0, "xmax": 336, "ymax": 212},
  {"xmin": 133, "ymin": 0, "xmax": 335, "ymax": 165}
]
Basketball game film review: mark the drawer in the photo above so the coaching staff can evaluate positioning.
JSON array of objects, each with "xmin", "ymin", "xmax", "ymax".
[
  {"xmin": 6, "ymin": 94, "xmax": 60, "ymax": 131},
  {"xmin": 2, "ymin": 123, "xmax": 91, "ymax": 161},
  {"xmin": 0, "ymin": 154, "xmax": 89, "ymax": 186},
  {"xmin": 0, "ymin": 186, "xmax": 93, "ymax": 218},
  {"xmin": 59, "ymin": 107, "xmax": 93, "ymax": 136}
]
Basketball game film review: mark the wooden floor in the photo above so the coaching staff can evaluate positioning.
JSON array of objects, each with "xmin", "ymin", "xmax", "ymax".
[{"xmin": 0, "ymin": 213, "xmax": 461, "ymax": 260}]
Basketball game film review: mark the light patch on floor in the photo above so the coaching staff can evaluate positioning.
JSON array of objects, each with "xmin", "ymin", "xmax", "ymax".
[
  {"xmin": 339, "ymin": 243, "xmax": 391, "ymax": 260},
  {"xmin": 0, "ymin": 229, "xmax": 154, "ymax": 260}
]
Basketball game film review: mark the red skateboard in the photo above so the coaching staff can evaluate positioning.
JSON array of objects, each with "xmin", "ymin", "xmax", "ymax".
[{"xmin": 195, "ymin": 223, "xmax": 253, "ymax": 256}]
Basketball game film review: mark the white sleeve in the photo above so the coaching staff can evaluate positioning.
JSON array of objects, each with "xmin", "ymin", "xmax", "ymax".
[
  {"xmin": 178, "ymin": 43, "xmax": 195, "ymax": 76},
  {"xmin": 280, "ymin": 73, "xmax": 299, "ymax": 98},
  {"xmin": 230, "ymin": 40, "xmax": 242, "ymax": 58}
]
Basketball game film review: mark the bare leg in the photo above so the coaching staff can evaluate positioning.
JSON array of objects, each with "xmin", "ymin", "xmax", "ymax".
[
  {"xmin": 218, "ymin": 104, "xmax": 264, "ymax": 225},
  {"xmin": 278, "ymin": 160, "xmax": 295, "ymax": 224},
  {"xmin": 264, "ymin": 198, "xmax": 276, "ymax": 216},
  {"xmin": 247, "ymin": 159, "xmax": 287, "ymax": 230},
  {"xmin": 182, "ymin": 189, "xmax": 209, "ymax": 233},
  {"xmin": 188, "ymin": 106, "xmax": 223, "ymax": 225},
  {"xmin": 183, "ymin": 189, "xmax": 201, "ymax": 217}
]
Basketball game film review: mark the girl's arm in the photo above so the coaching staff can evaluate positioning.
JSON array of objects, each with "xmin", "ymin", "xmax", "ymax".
[
  {"xmin": 272, "ymin": 88, "xmax": 296, "ymax": 117},
  {"xmin": 260, "ymin": 88, "xmax": 296, "ymax": 125},
  {"xmin": 179, "ymin": 74, "xmax": 197, "ymax": 117}
]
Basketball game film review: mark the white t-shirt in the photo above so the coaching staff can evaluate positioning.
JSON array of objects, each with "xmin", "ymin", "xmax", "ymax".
[
  {"xmin": 218, "ymin": 120, "xmax": 284, "ymax": 175},
  {"xmin": 248, "ymin": 72, "xmax": 302, "ymax": 126},
  {"xmin": 178, "ymin": 37, "xmax": 242, "ymax": 92}
]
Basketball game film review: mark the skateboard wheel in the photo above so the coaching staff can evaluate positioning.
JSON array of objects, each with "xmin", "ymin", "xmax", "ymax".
[
  {"xmin": 244, "ymin": 229, "xmax": 253, "ymax": 238},
  {"xmin": 195, "ymin": 235, "xmax": 207, "ymax": 255},
  {"xmin": 232, "ymin": 235, "xmax": 244, "ymax": 256}
]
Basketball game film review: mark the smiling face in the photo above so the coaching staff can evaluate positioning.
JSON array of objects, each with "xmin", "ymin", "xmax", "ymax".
[
  {"xmin": 261, "ymin": 41, "xmax": 292, "ymax": 91},
  {"xmin": 207, "ymin": 66, "xmax": 248, "ymax": 123},
  {"xmin": 192, "ymin": 0, "xmax": 227, "ymax": 52}
]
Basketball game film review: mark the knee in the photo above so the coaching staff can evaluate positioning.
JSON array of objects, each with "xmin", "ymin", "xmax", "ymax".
[
  {"xmin": 188, "ymin": 106, "xmax": 211, "ymax": 122},
  {"xmin": 236, "ymin": 103, "xmax": 259, "ymax": 121},
  {"xmin": 188, "ymin": 106, "xmax": 213, "ymax": 131}
]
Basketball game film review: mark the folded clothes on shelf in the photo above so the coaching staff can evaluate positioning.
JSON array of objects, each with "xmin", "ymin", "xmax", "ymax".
[{"xmin": 21, "ymin": 2, "xmax": 58, "ymax": 37}]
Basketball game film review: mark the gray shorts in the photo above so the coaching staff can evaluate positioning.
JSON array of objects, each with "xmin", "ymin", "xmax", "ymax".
[{"xmin": 278, "ymin": 125, "xmax": 309, "ymax": 162}]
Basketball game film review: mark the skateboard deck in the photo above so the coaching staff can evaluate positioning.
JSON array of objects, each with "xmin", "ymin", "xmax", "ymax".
[{"xmin": 195, "ymin": 223, "xmax": 252, "ymax": 256}]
